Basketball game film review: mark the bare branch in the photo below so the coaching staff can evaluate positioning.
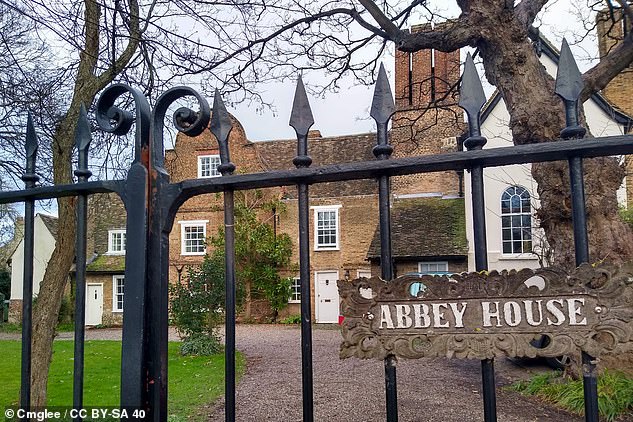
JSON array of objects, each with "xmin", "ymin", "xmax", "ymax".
[
  {"xmin": 515, "ymin": 0, "xmax": 551, "ymax": 28},
  {"xmin": 581, "ymin": 30, "xmax": 633, "ymax": 101},
  {"xmin": 357, "ymin": 0, "xmax": 404, "ymax": 41},
  {"xmin": 399, "ymin": 17, "xmax": 477, "ymax": 52}
]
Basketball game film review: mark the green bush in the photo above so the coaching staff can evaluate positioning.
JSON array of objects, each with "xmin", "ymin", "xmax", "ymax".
[
  {"xmin": 179, "ymin": 334, "xmax": 222, "ymax": 356},
  {"xmin": 279, "ymin": 314, "xmax": 301, "ymax": 324},
  {"xmin": 512, "ymin": 370, "xmax": 633, "ymax": 422},
  {"xmin": 0, "ymin": 269, "xmax": 9, "ymax": 299}
]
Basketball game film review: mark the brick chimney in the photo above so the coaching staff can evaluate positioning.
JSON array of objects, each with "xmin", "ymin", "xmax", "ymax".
[
  {"xmin": 394, "ymin": 23, "xmax": 461, "ymax": 110},
  {"xmin": 596, "ymin": 8, "xmax": 633, "ymax": 116}
]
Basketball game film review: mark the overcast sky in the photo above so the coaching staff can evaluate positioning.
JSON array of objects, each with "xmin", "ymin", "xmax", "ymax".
[{"xmin": 229, "ymin": 1, "xmax": 602, "ymax": 142}]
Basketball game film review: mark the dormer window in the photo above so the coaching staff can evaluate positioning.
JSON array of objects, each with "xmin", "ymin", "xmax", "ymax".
[
  {"xmin": 108, "ymin": 230, "xmax": 126, "ymax": 254},
  {"xmin": 198, "ymin": 155, "xmax": 221, "ymax": 178}
]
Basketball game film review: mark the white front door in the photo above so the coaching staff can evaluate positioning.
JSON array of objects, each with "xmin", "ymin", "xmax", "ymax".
[
  {"xmin": 86, "ymin": 284, "xmax": 103, "ymax": 326},
  {"xmin": 315, "ymin": 271, "xmax": 339, "ymax": 323}
]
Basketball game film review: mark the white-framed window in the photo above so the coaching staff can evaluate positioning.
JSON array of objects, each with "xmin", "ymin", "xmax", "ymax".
[
  {"xmin": 289, "ymin": 277, "xmax": 301, "ymax": 303},
  {"xmin": 107, "ymin": 229, "xmax": 126, "ymax": 254},
  {"xmin": 179, "ymin": 220, "xmax": 208, "ymax": 255},
  {"xmin": 418, "ymin": 261, "xmax": 449, "ymax": 274},
  {"xmin": 112, "ymin": 275, "xmax": 124, "ymax": 312},
  {"xmin": 313, "ymin": 205, "xmax": 341, "ymax": 250},
  {"xmin": 501, "ymin": 185, "xmax": 532, "ymax": 254},
  {"xmin": 197, "ymin": 155, "xmax": 221, "ymax": 178},
  {"xmin": 357, "ymin": 269, "xmax": 372, "ymax": 279}
]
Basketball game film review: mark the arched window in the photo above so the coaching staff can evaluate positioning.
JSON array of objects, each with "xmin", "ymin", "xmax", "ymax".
[{"xmin": 501, "ymin": 186, "xmax": 532, "ymax": 254}]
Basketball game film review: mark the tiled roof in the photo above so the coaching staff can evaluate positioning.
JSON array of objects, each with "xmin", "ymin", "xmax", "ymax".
[
  {"xmin": 86, "ymin": 255, "xmax": 125, "ymax": 273},
  {"xmin": 367, "ymin": 197, "xmax": 467, "ymax": 259},
  {"xmin": 39, "ymin": 214, "xmax": 59, "ymax": 239},
  {"xmin": 254, "ymin": 132, "xmax": 378, "ymax": 197}
]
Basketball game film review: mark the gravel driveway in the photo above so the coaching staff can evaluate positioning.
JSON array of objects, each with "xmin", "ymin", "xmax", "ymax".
[
  {"xmin": 1, "ymin": 325, "xmax": 581, "ymax": 421},
  {"xmin": 203, "ymin": 324, "xmax": 581, "ymax": 422}
]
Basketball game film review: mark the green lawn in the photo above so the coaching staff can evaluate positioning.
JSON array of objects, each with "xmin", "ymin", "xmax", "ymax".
[{"xmin": 0, "ymin": 340, "xmax": 244, "ymax": 420}]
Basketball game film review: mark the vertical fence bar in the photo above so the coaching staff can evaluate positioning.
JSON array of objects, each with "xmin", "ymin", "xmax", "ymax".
[
  {"xmin": 210, "ymin": 90, "xmax": 237, "ymax": 422},
  {"xmin": 370, "ymin": 64, "xmax": 398, "ymax": 422},
  {"xmin": 20, "ymin": 114, "xmax": 39, "ymax": 416},
  {"xmin": 147, "ymin": 87, "xmax": 211, "ymax": 421},
  {"xmin": 73, "ymin": 105, "xmax": 92, "ymax": 421},
  {"xmin": 95, "ymin": 84, "xmax": 152, "ymax": 416},
  {"xmin": 289, "ymin": 77, "xmax": 315, "ymax": 422},
  {"xmin": 459, "ymin": 54, "xmax": 497, "ymax": 422},
  {"xmin": 555, "ymin": 39, "xmax": 598, "ymax": 422}
]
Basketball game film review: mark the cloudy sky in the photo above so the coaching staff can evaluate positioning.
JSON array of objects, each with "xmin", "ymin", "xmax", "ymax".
[{"xmin": 230, "ymin": 1, "xmax": 602, "ymax": 142}]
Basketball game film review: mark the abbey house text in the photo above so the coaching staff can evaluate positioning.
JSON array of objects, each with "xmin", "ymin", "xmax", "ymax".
[{"xmin": 375, "ymin": 297, "xmax": 594, "ymax": 333}]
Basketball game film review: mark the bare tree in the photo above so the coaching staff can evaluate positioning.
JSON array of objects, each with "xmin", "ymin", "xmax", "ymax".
[{"xmin": 3, "ymin": 0, "xmax": 633, "ymax": 405}]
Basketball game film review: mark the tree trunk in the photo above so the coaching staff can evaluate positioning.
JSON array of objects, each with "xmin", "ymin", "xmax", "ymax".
[
  {"xmin": 30, "ymin": 121, "xmax": 77, "ymax": 407},
  {"xmin": 474, "ymin": 3, "xmax": 633, "ymax": 269},
  {"xmin": 27, "ymin": 0, "xmax": 141, "ymax": 405}
]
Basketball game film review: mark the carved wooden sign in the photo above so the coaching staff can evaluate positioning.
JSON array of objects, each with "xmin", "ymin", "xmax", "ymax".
[{"xmin": 338, "ymin": 263, "xmax": 633, "ymax": 360}]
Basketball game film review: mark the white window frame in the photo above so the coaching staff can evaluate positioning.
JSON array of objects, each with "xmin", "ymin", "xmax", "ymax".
[
  {"xmin": 197, "ymin": 154, "xmax": 221, "ymax": 178},
  {"xmin": 312, "ymin": 205, "xmax": 341, "ymax": 251},
  {"xmin": 107, "ymin": 229, "xmax": 126, "ymax": 255},
  {"xmin": 418, "ymin": 261, "xmax": 449, "ymax": 274},
  {"xmin": 357, "ymin": 269, "xmax": 372, "ymax": 279},
  {"xmin": 179, "ymin": 220, "xmax": 208, "ymax": 255},
  {"xmin": 500, "ymin": 185, "xmax": 533, "ymax": 256},
  {"xmin": 112, "ymin": 275, "xmax": 125, "ymax": 312},
  {"xmin": 289, "ymin": 277, "xmax": 301, "ymax": 303}
]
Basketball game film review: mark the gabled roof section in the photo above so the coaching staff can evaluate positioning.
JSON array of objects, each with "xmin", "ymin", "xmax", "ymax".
[
  {"xmin": 367, "ymin": 197, "xmax": 467, "ymax": 260},
  {"xmin": 480, "ymin": 34, "xmax": 633, "ymax": 132},
  {"xmin": 39, "ymin": 214, "xmax": 59, "ymax": 239},
  {"xmin": 255, "ymin": 132, "xmax": 378, "ymax": 197}
]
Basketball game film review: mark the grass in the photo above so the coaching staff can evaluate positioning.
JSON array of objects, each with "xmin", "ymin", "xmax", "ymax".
[
  {"xmin": 511, "ymin": 370, "xmax": 633, "ymax": 421},
  {"xmin": 0, "ymin": 340, "xmax": 244, "ymax": 420},
  {"xmin": 0, "ymin": 322, "xmax": 74, "ymax": 333}
]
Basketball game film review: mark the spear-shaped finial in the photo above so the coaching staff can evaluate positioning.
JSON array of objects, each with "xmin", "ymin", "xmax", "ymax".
[
  {"xmin": 74, "ymin": 104, "xmax": 93, "ymax": 181},
  {"xmin": 23, "ymin": 113, "xmax": 40, "ymax": 186},
  {"xmin": 459, "ymin": 53, "xmax": 486, "ymax": 130},
  {"xmin": 556, "ymin": 39, "xmax": 586, "ymax": 139},
  {"xmin": 459, "ymin": 53, "xmax": 487, "ymax": 150},
  {"xmin": 370, "ymin": 63, "xmax": 396, "ymax": 125},
  {"xmin": 290, "ymin": 76, "xmax": 314, "ymax": 168},
  {"xmin": 371, "ymin": 63, "xmax": 395, "ymax": 160},
  {"xmin": 210, "ymin": 89, "xmax": 235, "ymax": 175},
  {"xmin": 555, "ymin": 39, "xmax": 583, "ymax": 103}
]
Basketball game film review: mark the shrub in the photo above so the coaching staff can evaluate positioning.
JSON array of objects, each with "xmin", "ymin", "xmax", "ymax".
[
  {"xmin": 279, "ymin": 314, "xmax": 301, "ymax": 324},
  {"xmin": 0, "ymin": 269, "xmax": 9, "ymax": 299},
  {"xmin": 512, "ymin": 370, "xmax": 633, "ymax": 422},
  {"xmin": 179, "ymin": 334, "xmax": 222, "ymax": 356}
]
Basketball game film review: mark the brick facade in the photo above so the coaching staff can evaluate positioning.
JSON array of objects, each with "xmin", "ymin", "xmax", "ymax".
[
  {"xmin": 596, "ymin": 9, "xmax": 633, "ymax": 206},
  {"xmin": 61, "ymin": 30, "xmax": 466, "ymax": 325}
]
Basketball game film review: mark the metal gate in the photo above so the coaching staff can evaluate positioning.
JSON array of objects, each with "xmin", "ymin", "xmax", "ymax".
[{"xmin": 3, "ymin": 40, "xmax": 633, "ymax": 422}]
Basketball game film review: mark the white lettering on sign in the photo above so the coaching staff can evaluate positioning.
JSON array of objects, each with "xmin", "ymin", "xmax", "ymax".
[
  {"xmin": 395, "ymin": 304, "xmax": 412, "ymax": 328},
  {"xmin": 524, "ymin": 300, "xmax": 543, "ymax": 326},
  {"xmin": 413, "ymin": 304, "xmax": 431, "ymax": 328},
  {"xmin": 568, "ymin": 298, "xmax": 587, "ymax": 326},
  {"xmin": 377, "ymin": 298, "xmax": 589, "ymax": 330},
  {"xmin": 546, "ymin": 299, "xmax": 565, "ymax": 326},
  {"xmin": 482, "ymin": 301, "xmax": 502, "ymax": 327},
  {"xmin": 449, "ymin": 302, "xmax": 467, "ymax": 328},
  {"xmin": 380, "ymin": 305, "xmax": 394, "ymax": 329}
]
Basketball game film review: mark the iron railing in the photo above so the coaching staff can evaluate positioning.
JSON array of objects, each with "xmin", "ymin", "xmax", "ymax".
[{"xmin": 1, "ymin": 38, "xmax": 631, "ymax": 422}]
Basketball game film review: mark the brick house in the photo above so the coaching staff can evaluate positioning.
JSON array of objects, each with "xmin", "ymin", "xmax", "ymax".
[
  {"xmin": 164, "ymin": 25, "xmax": 465, "ymax": 323},
  {"xmin": 11, "ymin": 19, "xmax": 632, "ymax": 326},
  {"xmin": 82, "ymin": 193, "xmax": 128, "ymax": 325}
]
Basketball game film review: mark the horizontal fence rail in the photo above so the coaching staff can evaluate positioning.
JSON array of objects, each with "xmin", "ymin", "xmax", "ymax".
[
  {"xmin": 3, "ymin": 37, "xmax": 630, "ymax": 422},
  {"xmin": 3, "ymin": 135, "xmax": 632, "ymax": 207}
]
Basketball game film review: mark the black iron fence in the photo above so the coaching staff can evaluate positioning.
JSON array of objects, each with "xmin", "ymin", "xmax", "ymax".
[{"xmin": 2, "ymin": 39, "xmax": 632, "ymax": 422}]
